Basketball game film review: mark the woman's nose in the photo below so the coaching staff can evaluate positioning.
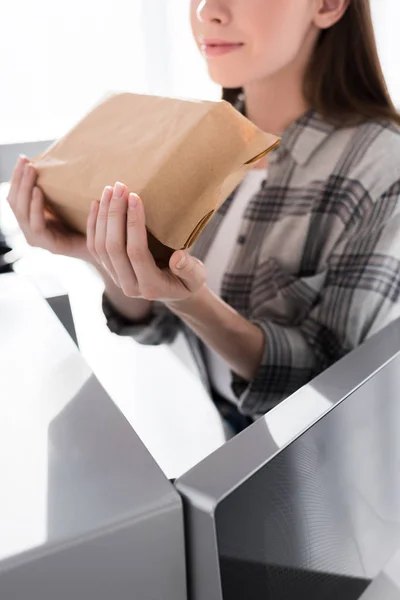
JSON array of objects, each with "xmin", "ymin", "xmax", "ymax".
[{"xmin": 196, "ymin": 0, "xmax": 230, "ymax": 25}]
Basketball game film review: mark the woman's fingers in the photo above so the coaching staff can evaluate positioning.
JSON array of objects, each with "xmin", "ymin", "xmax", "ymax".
[
  {"xmin": 16, "ymin": 162, "xmax": 37, "ymax": 226},
  {"xmin": 8, "ymin": 158, "xmax": 49, "ymax": 247},
  {"xmin": 170, "ymin": 251, "xmax": 206, "ymax": 294},
  {"xmin": 126, "ymin": 193, "xmax": 161, "ymax": 299},
  {"xmin": 94, "ymin": 186, "xmax": 120, "ymax": 284},
  {"xmin": 125, "ymin": 194, "xmax": 205, "ymax": 301},
  {"xmin": 7, "ymin": 155, "xmax": 28, "ymax": 209},
  {"xmin": 105, "ymin": 184, "xmax": 139, "ymax": 297},
  {"xmin": 86, "ymin": 199, "xmax": 100, "ymax": 261},
  {"xmin": 7, "ymin": 156, "xmax": 33, "ymax": 231},
  {"xmin": 29, "ymin": 187, "xmax": 47, "ymax": 239}
]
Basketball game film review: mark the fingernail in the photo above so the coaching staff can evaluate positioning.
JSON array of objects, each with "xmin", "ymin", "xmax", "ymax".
[
  {"xmin": 114, "ymin": 182, "xmax": 125, "ymax": 198},
  {"xmin": 102, "ymin": 187, "xmax": 113, "ymax": 202},
  {"xmin": 176, "ymin": 254, "xmax": 186, "ymax": 269},
  {"xmin": 129, "ymin": 193, "xmax": 137, "ymax": 210}
]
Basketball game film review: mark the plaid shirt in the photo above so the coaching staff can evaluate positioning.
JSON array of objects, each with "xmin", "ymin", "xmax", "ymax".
[{"xmin": 103, "ymin": 110, "xmax": 400, "ymax": 417}]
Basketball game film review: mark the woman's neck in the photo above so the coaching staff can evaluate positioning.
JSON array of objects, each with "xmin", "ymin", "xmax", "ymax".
[
  {"xmin": 243, "ymin": 72, "xmax": 309, "ymax": 170},
  {"xmin": 243, "ymin": 33, "xmax": 315, "ymax": 137},
  {"xmin": 244, "ymin": 73, "xmax": 308, "ymax": 137}
]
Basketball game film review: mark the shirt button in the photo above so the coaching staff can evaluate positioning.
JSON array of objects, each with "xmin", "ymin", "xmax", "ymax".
[{"xmin": 238, "ymin": 235, "xmax": 246, "ymax": 245}]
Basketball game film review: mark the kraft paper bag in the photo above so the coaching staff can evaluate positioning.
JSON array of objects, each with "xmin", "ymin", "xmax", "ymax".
[{"xmin": 31, "ymin": 93, "xmax": 280, "ymax": 267}]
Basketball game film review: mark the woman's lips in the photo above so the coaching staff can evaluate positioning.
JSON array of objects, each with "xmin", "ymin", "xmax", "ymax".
[{"xmin": 200, "ymin": 42, "xmax": 244, "ymax": 58}]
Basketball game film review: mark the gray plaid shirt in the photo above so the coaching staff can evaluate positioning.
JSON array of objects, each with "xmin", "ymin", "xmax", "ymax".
[{"xmin": 103, "ymin": 110, "xmax": 400, "ymax": 417}]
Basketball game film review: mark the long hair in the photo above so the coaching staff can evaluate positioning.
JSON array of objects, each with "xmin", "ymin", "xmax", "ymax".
[{"xmin": 223, "ymin": 0, "xmax": 400, "ymax": 127}]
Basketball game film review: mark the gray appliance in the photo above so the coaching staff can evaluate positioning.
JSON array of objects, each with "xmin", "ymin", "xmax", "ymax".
[
  {"xmin": 3, "ymin": 272, "xmax": 400, "ymax": 600},
  {"xmin": 360, "ymin": 549, "xmax": 400, "ymax": 600},
  {"xmin": 0, "ymin": 274, "xmax": 186, "ymax": 600},
  {"xmin": 176, "ymin": 317, "xmax": 400, "ymax": 600}
]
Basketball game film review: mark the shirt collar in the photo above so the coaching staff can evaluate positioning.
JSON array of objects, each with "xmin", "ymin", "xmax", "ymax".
[
  {"xmin": 234, "ymin": 95, "xmax": 337, "ymax": 168},
  {"xmin": 271, "ymin": 109, "xmax": 337, "ymax": 167}
]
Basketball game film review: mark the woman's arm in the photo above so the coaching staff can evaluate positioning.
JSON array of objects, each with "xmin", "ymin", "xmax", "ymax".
[{"xmin": 166, "ymin": 286, "xmax": 265, "ymax": 381}]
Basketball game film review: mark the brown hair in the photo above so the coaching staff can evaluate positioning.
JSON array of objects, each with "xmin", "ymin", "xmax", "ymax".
[{"xmin": 223, "ymin": 0, "xmax": 400, "ymax": 127}]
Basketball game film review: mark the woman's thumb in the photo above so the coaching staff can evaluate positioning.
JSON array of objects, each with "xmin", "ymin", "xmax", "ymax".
[{"xmin": 170, "ymin": 251, "xmax": 206, "ymax": 293}]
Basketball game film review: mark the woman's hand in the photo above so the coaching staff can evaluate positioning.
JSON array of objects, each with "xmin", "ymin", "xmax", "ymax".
[
  {"xmin": 87, "ymin": 182, "xmax": 206, "ymax": 303},
  {"xmin": 7, "ymin": 156, "xmax": 89, "ymax": 260},
  {"xmin": 88, "ymin": 181, "xmax": 263, "ymax": 382}
]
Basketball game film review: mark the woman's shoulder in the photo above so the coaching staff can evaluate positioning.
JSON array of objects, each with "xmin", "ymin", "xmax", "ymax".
[
  {"xmin": 334, "ymin": 118, "xmax": 400, "ymax": 197},
  {"xmin": 357, "ymin": 117, "xmax": 400, "ymax": 153}
]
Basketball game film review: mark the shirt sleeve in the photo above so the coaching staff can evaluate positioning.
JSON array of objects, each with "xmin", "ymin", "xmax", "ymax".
[
  {"xmin": 232, "ymin": 181, "xmax": 400, "ymax": 417},
  {"xmin": 102, "ymin": 293, "xmax": 181, "ymax": 346}
]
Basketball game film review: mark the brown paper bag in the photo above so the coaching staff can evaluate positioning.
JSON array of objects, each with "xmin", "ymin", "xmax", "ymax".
[{"xmin": 32, "ymin": 93, "xmax": 280, "ymax": 267}]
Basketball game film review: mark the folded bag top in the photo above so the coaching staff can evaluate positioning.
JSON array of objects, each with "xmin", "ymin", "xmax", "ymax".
[{"xmin": 32, "ymin": 93, "xmax": 280, "ymax": 266}]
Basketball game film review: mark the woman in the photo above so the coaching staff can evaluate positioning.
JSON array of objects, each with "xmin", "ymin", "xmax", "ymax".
[{"xmin": 8, "ymin": 0, "xmax": 400, "ymax": 431}]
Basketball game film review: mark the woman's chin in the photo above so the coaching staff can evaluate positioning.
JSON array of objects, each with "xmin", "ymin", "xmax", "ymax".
[{"xmin": 206, "ymin": 67, "xmax": 245, "ymax": 90}]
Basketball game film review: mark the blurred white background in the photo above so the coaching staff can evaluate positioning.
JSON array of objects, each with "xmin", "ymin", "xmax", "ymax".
[
  {"xmin": 1, "ymin": 0, "xmax": 398, "ymax": 145},
  {"xmin": 0, "ymin": 0, "xmax": 219, "ymax": 144}
]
